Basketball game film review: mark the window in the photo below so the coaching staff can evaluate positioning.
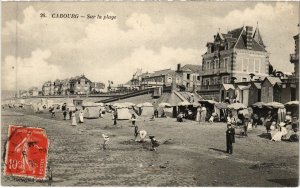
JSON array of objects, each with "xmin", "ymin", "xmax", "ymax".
[
  {"xmin": 197, "ymin": 76, "xmax": 200, "ymax": 81},
  {"xmin": 204, "ymin": 78, "xmax": 210, "ymax": 85},
  {"xmin": 222, "ymin": 76, "xmax": 228, "ymax": 84},
  {"xmin": 242, "ymin": 78, "xmax": 247, "ymax": 82},
  {"xmin": 242, "ymin": 58, "xmax": 249, "ymax": 72},
  {"xmin": 187, "ymin": 74, "xmax": 190, "ymax": 80},
  {"xmin": 224, "ymin": 58, "xmax": 229, "ymax": 71},
  {"xmin": 215, "ymin": 59, "xmax": 219, "ymax": 69},
  {"xmin": 206, "ymin": 61, "xmax": 210, "ymax": 70},
  {"xmin": 213, "ymin": 77, "xmax": 219, "ymax": 84},
  {"xmin": 254, "ymin": 59, "xmax": 260, "ymax": 73}
]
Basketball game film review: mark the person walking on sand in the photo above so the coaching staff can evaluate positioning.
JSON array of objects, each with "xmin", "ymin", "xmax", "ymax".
[
  {"xmin": 79, "ymin": 110, "xmax": 84, "ymax": 123},
  {"xmin": 71, "ymin": 112, "xmax": 77, "ymax": 126},
  {"xmin": 226, "ymin": 123, "xmax": 235, "ymax": 154},
  {"xmin": 131, "ymin": 114, "xmax": 136, "ymax": 126}
]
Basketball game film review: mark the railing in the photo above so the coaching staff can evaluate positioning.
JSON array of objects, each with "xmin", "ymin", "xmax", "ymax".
[
  {"xmin": 199, "ymin": 84, "xmax": 221, "ymax": 91},
  {"xmin": 290, "ymin": 53, "xmax": 299, "ymax": 62},
  {"xmin": 200, "ymin": 67, "xmax": 231, "ymax": 75}
]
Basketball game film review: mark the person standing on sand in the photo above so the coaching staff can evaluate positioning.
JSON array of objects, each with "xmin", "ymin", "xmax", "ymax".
[
  {"xmin": 69, "ymin": 110, "xmax": 73, "ymax": 121},
  {"xmin": 196, "ymin": 107, "xmax": 201, "ymax": 122},
  {"xmin": 113, "ymin": 109, "xmax": 118, "ymax": 125},
  {"xmin": 79, "ymin": 110, "xmax": 84, "ymax": 123},
  {"xmin": 226, "ymin": 123, "xmax": 235, "ymax": 154},
  {"xmin": 131, "ymin": 114, "xmax": 136, "ymax": 126},
  {"xmin": 134, "ymin": 124, "xmax": 139, "ymax": 141},
  {"xmin": 63, "ymin": 109, "xmax": 67, "ymax": 120},
  {"xmin": 200, "ymin": 104, "xmax": 207, "ymax": 122},
  {"xmin": 71, "ymin": 112, "xmax": 77, "ymax": 126}
]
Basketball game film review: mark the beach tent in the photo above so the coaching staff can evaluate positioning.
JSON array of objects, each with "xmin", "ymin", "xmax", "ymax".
[
  {"xmin": 23, "ymin": 104, "xmax": 34, "ymax": 111},
  {"xmin": 116, "ymin": 108, "xmax": 131, "ymax": 120},
  {"xmin": 285, "ymin": 101, "xmax": 299, "ymax": 118},
  {"xmin": 83, "ymin": 106, "xmax": 100, "ymax": 119},
  {"xmin": 140, "ymin": 106, "xmax": 154, "ymax": 117}
]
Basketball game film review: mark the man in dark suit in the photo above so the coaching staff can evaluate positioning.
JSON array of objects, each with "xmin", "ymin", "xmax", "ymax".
[{"xmin": 226, "ymin": 123, "xmax": 235, "ymax": 154}]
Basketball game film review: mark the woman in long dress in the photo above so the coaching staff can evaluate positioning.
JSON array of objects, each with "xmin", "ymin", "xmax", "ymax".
[
  {"xmin": 79, "ymin": 110, "xmax": 84, "ymax": 123},
  {"xmin": 71, "ymin": 112, "xmax": 77, "ymax": 126},
  {"xmin": 196, "ymin": 107, "xmax": 201, "ymax": 122},
  {"xmin": 201, "ymin": 105, "xmax": 207, "ymax": 122}
]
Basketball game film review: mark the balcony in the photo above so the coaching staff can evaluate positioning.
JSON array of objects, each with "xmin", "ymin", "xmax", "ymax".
[
  {"xmin": 199, "ymin": 84, "xmax": 221, "ymax": 91},
  {"xmin": 201, "ymin": 67, "xmax": 231, "ymax": 76},
  {"xmin": 290, "ymin": 53, "xmax": 299, "ymax": 63}
]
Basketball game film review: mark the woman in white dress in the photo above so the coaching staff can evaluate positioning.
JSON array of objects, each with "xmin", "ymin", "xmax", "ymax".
[
  {"xmin": 196, "ymin": 107, "xmax": 201, "ymax": 122},
  {"xmin": 71, "ymin": 112, "xmax": 77, "ymax": 126},
  {"xmin": 79, "ymin": 110, "xmax": 84, "ymax": 123},
  {"xmin": 200, "ymin": 105, "xmax": 207, "ymax": 122}
]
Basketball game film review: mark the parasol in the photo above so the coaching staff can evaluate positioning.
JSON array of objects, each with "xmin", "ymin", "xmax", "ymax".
[
  {"xmin": 227, "ymin": 103, "xmax": 247, "ymax": 110},
  {"xmin": 263, "ymin": 102, "xmax": 284, "ymax": 109},
  {"xmin": 215, "ymin": 102, "xmax": 228, "ymax": 109},
  {"xmin": 252, "ymin": 102, "xmax": 266, "ymax": 108},
  {"xmin": 178, "ymin": 101, "xmax": 191, "ymax": 106},
  {"xmin": 285, "ymin": 101, "xmax": 299, "ymax": 107}
]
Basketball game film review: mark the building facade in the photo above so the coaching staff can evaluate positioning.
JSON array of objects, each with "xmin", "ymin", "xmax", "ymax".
[
  {"xmin": 28, "ymin": 87, "xmax": 39, "ymax": 97},
  {"xmin": 200, "ymin": 25, "xmax": 270, "ymax": 101},
  {"xmin": 69, "ymin": 75, "xmax": 92, "ymax": 95},
  {"xmin": 42, "ymin": 81, "xmax": 54, "ymax": 96},
  {"xmin": 290, "ymin": 34, "xmax": 299, "ymax": 78},
  {"xmin": 91, "ymin": 82, "xmax": 105, "ymax": 93},
  {"xmin": 176, "ymin": 64, "xmax": 202, "ymax": 92},
  {"xmin": 140, "ymin": 69, "xmax": 177, "ymax": 89}
]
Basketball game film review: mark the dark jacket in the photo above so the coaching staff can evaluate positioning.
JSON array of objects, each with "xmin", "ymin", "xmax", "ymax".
[{"xmin": 226, "ymin": 127, "xmax": 235, "ymax": 143}]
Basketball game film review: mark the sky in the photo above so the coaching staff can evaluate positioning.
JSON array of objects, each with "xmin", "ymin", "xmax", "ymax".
[{"xmin": 1, "ymin": 1, "xmax": 299, "ymax": 91}]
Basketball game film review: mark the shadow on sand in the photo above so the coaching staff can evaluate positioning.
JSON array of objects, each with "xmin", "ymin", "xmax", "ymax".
[
  {"xmin": 267, "ymin": 178, "xmax": 299, "ymax": 187},
  {"xmin": 208, "ymin": 148, "xmax": 227, "ymax": 154},
  {"xmin": 257, "ymin": 133, "xmax": 271, "ymax": 140}
]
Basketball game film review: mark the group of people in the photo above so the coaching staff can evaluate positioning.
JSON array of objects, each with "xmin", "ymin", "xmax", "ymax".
[
  {"xmin": 264, "ymin": 111, "xmax": 299, "ymax": 142},
  {"xmin": 177, "ymin": 104, "xmax": 207, "ymax": 122},
  {"xmin": 60, "ymin": 103, "xmax": 84, "ymax": 126}
]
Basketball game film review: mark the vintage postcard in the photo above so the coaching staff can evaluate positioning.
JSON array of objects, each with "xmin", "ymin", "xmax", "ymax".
[{"xmin": 1, "ymin": 1, "xmax": 299, "ymax": 187}]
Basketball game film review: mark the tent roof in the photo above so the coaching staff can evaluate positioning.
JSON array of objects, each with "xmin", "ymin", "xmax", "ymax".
[
  {"xmin": 253, "ymin": 82, "xmax": 261, "ymax": 89},
  {"xmin": 264, "ymin": 77, "xmax": 282, "ymax": 86},
  {"xmin": 179, "ymin": 92, "xmax": 204, "ymax": 102},
  {"xmin": 222, "ymin": 84, "xmax": 235, "ymax": 91},
  {"xmin": 155, "ymin": 92, "xmax": 186, "ymax": 107}
]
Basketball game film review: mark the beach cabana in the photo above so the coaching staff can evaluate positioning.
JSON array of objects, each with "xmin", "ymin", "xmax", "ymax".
[
  {"xmin": 285, "ymin": 101, "xmax": 299, "ymax": 118},
  {"xmin": 116, "ymin": 107, "xmax": 131, "ymax": 120}
]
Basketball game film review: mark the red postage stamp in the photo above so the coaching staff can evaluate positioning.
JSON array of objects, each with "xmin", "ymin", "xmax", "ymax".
[{"xmin": 4, "ymin": 125, "xmax": 49, "ymax": 179}]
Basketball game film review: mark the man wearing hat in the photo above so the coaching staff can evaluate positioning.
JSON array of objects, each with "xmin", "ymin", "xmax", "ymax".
[{"xmin": 226, "ymin": 123, "xmax": 235, "ymax": 154}]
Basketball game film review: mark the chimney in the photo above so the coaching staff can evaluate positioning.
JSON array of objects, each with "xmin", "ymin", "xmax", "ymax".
[
  {"xmin": 245, "ymin": 26, "xmax": 253, "ymax": 50},
  {"xmin": 177, "ymin": 64, "xmax": 181, "ymax": 72}
]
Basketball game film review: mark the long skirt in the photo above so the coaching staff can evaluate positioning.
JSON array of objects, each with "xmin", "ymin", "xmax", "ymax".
[
  {"xmin": 72, "ymin": 116, "xmax": 77, "ymax": 126},
  {"xmin": 201, "ymin": 112, "xmax": 206, "ymax": 122},
  {"xmin": 79, "ymin": 115, "xmax": 84, "ymax": 123},
  {"xmin": 196, "ymin": 112, "xmax": 201, "ymax": 122}
]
